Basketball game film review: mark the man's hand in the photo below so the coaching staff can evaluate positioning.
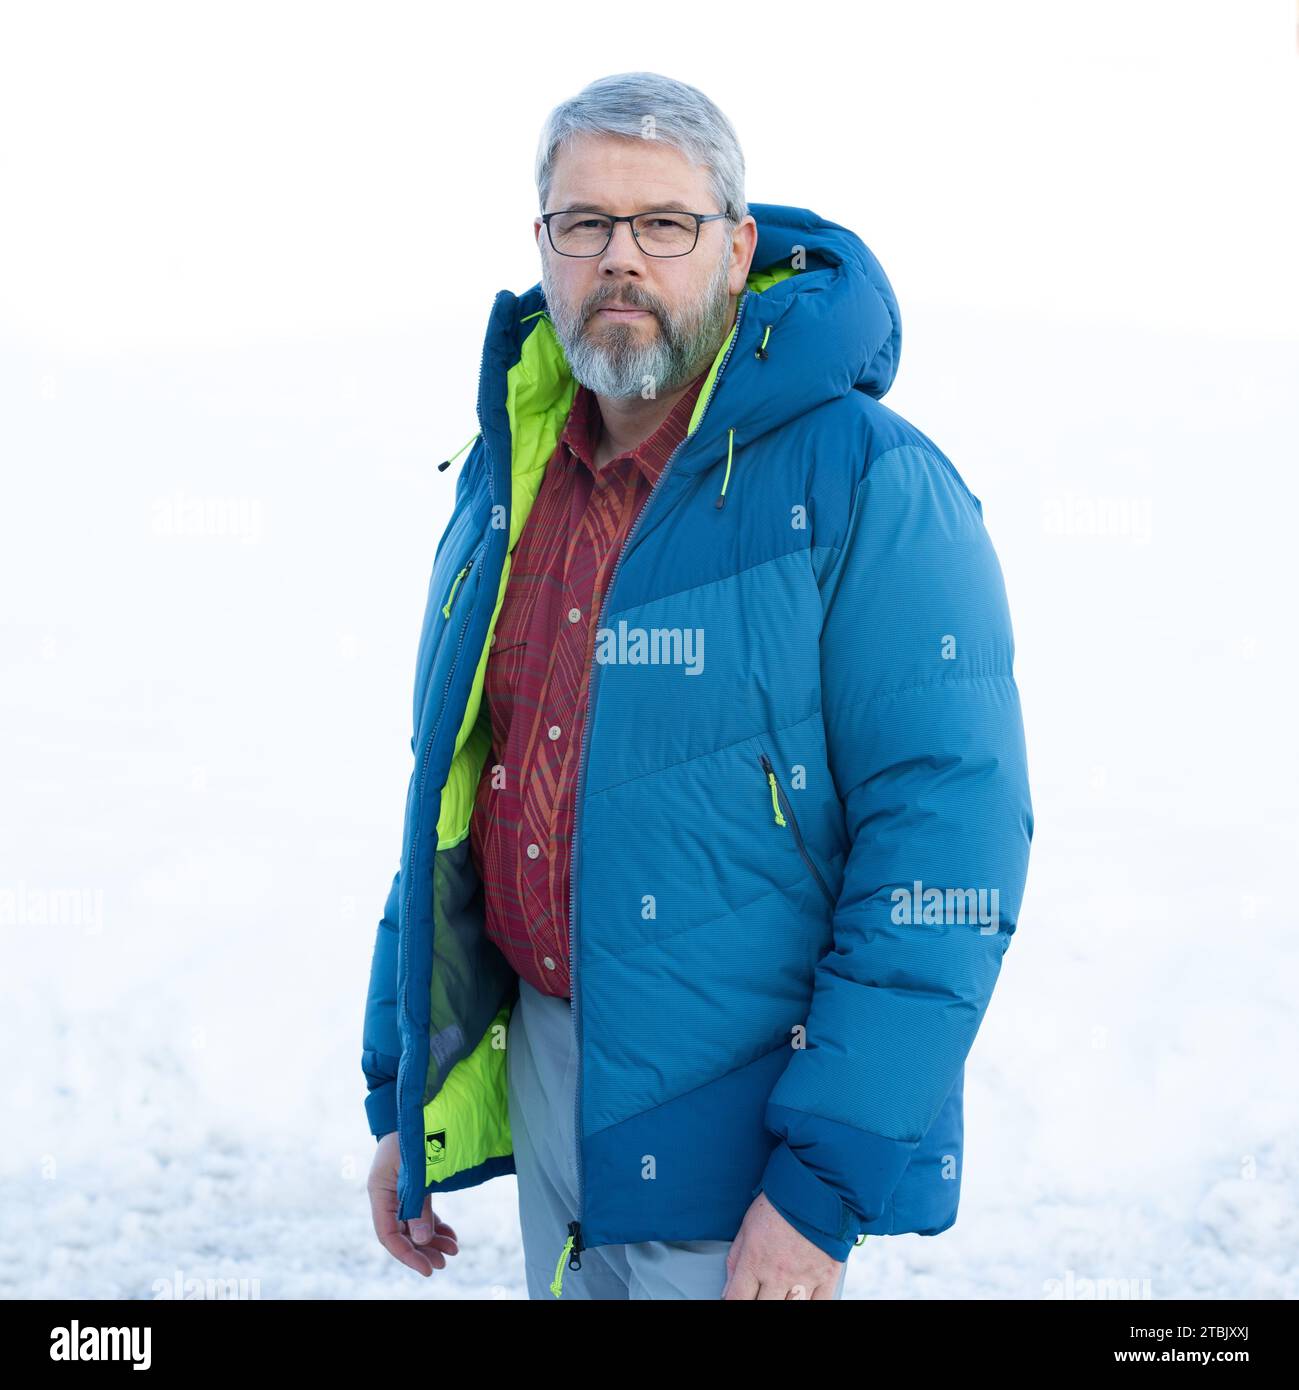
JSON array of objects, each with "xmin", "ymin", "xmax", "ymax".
[
  {"xmin": 721, "ymin": 1191, "xmax": 845, "ymax": 1299},
  {"xmin": 367, "ymin": 1131, "xmax": 460, "ymax": 1276}
]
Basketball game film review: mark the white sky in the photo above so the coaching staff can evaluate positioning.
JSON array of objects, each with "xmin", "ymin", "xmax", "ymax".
[{"xmin": 1, "ymin": 0, "xmax": 1296, "ymax": 351}]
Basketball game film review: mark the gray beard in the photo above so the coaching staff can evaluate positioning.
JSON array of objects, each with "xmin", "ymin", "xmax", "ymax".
[{"xmin": 541, "ymin": 247, "xmax": 735, "ymax": 401}]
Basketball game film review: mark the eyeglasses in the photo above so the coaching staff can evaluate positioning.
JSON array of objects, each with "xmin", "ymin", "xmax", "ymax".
[{"xmin": 540, "ymin": 209, "xmax": 729, "ymax": 258}]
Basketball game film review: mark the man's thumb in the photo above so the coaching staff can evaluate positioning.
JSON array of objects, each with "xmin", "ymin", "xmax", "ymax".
[{"xmin": 410, "ymin": 1221, "xmax": 432, "ymax": 1243}]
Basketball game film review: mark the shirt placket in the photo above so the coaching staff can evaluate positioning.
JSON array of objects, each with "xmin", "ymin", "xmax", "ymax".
[{"xmin": 547, "ymin": 459, "xmax": 638, "ymax": 995}]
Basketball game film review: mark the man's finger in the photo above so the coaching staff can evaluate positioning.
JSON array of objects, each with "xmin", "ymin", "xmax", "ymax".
[
  {"xmin": 369, "ymin": 1186, "xmax": 455, "ymax": 1276},
  {"xmin": 719, "ymin": 1232, "xmax": 743, "ymax": 1298},
  {"xmin": 412, "ymin": 1217, "xmax": 459, "ymax": 1254},
  {"xmin": 370, "ymin": 1189, "xmax": 435, "ymax": 1275},
  {"xmin": 409, "ymin": 1196, "xmax": 459, "ymax": 1247},
  {"xmin": 721, "ymin": 1259, "xmax": 761, "ymax": 1300}
]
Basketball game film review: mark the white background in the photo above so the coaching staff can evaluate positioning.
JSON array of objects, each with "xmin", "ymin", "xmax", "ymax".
[{"xmin": 2, "ymin": 0, "xmax": 1296, "ymax": 1299}]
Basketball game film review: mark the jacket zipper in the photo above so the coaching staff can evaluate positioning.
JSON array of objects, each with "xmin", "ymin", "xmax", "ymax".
[
  {"xmin": 441, "ymin": 560, "xmax": 473, "ymax": 618},
  {"xmin": 759, "ymin": 751, "xmax": 835, "ymax": 909},
  {"xmin": 553, "ymin": 288, "xmax": 754, "ymax": 1295},
  {"xmin": 396, "ymin": 541, "xmax": 484, "ymax": 1214},
  {"xmin": 396, "ymin": 307, "xmax": 500, "ymax": 1219}
]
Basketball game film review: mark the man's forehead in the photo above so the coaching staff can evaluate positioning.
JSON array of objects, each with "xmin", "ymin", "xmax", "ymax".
[{"xmin": 549, "ymin": 135, "xmax": 712, "ymax": 208}]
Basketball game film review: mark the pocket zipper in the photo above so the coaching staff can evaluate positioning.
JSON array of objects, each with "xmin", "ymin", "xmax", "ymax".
[
  {"xmin": 441, "ymin": 559, "xmax": 473, "ymax": 618},
  {"xmin": 758, "ymin": 752, "xmax": 835, "ymax": 909}
]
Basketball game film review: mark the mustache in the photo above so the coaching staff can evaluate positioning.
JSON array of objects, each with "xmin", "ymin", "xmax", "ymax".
[{"xmin": 586, "ymin": 290, "xmax": 661, "ymax": 319}]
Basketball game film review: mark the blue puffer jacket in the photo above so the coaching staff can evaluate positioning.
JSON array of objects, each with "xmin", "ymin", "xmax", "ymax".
[{"xmin": 361, "ymin": 202, "xmax": 1033, "ymax": 1287}]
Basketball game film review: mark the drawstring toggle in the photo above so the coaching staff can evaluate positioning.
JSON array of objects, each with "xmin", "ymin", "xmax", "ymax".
[{"xmin": 439, "ymin": 430, "xmax": 480, "ymax": 472}]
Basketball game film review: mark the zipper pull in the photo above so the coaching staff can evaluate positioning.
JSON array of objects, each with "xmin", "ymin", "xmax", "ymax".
[
  {"xmin": 441, "ymin": 560, "xmax": 472, "ymax": 618},
  {"xmin": 759, "ymin": 754, "xmax": 786, "ymax": 827},
  {"xmin": 549, "ymin": 1221, "xmax": 583, "ymax": 1298},
  {"xmin": 549, "ymin": 1234, "xmax": 573, "ymax": 1297}
]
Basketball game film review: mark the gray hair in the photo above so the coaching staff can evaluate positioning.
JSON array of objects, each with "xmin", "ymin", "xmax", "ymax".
[{"xmin": 535, "ymin": 72, "xmax": 747, "ymax": 226}]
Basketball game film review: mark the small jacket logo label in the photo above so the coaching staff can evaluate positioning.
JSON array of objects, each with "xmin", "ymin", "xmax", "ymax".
[{"xmin": 425, "ymin": 1130, "xmax": 447, "ymax": 1167}]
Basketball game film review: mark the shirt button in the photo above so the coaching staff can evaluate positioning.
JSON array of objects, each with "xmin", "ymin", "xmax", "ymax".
[
  {"xmin": 489, "ymin": 632, "xmax": 496, "ymax": 646},
  {"xmin": 526, "ymin": 843, "xmax": 540, "ymax": 859},
  {"xmin": 543, "ymin": 956, "xmax": 556, "ymax": 971},
  {"xmin": 548, "ymin": 725, "xmax": 561, "ymax": 740},
  {"xmin": 567, "ymin": 607, "xmax": 581, "ymax": 623}
]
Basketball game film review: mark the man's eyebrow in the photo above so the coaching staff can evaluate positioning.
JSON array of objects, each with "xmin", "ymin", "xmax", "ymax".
[{"xmin": 556, "ymin": 199, "xmax": 696, "ymax": 214}]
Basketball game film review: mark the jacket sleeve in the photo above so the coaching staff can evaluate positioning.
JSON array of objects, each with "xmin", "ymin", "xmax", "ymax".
[
  {"xmin": 753, "ymin": 442, "xmax": 1033, "ymax": 1259},
  {"xmin": 361, "ymin": 866, "xmax": 403, "ymax": 1139}
]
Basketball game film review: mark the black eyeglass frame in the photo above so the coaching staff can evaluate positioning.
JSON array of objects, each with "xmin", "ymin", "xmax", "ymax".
[{"xmin": 540, "ymin": 209, "xmax": 730, "ymax": 258}]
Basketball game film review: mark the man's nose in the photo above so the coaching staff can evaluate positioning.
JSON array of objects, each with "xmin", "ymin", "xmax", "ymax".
[{"xmin": 598, "ymin": 220, "xmax": 646, "ymax": 270}]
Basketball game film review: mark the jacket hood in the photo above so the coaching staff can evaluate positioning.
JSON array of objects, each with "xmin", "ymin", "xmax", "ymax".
[
  {"xmin": 472, "ymin": 202, "xmax": 901, "ymax": 489},
  {"xmin": 740, "ymin": 201, "xmax": 902, "ymax": 404}
]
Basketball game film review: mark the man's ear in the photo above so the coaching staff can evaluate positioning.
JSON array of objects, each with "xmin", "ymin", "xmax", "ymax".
[{"xmin": 731, "ymin": 214, "xmax": 759, "ymax": 291}]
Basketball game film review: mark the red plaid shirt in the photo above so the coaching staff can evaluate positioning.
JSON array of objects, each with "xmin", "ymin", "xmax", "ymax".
[{"xmin": 469, "ymin": 369, "xmax": 708, "ymax": 999}]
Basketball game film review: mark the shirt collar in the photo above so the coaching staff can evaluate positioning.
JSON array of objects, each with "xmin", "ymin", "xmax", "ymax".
[{"xmin": 560, "ymin": 370, "xmax": 709, "ymax": 487}]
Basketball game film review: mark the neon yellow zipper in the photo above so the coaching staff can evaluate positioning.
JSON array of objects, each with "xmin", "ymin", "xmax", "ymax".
[
  {"xmin": 549, "ymin": 1234, "xmax": 574, "ymax": 1297},
  {"xmin": 441, "ymin": 561, "xmax": 472, "ymax": 618},
  {"xmin": 759, "ymin": 751, "xmax": 836, "ymax": 909},
  {"xmin": 766, "ymin": 766, "xmax": 786, "ymax": 826}
]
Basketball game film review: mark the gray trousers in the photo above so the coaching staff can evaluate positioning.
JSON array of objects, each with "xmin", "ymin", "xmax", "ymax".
[{"xmin": 506, "ymin": 975, "xmax": 849, "ymax": 1300}]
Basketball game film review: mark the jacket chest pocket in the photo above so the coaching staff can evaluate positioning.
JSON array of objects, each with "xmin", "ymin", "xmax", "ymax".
[
  {"xmin": 754, "ymin": 744, "xmax": 836, "ymax": 910},
  {"xmin": 480, "ymin": 568, "xmax": 537, "ymax": 748},
  {"xmin": 483, "ymin": 637, "xmax": 528, "ymax": 749}
]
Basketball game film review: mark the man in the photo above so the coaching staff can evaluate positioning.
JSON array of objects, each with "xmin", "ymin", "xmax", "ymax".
[{"xmin": 363, "ymin": 71, "xmax": 1033, "ymax": 1300}]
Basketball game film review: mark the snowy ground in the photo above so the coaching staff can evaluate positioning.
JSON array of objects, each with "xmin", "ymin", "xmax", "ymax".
[{"xmin": 3, "ymin": 306, "xmax": 1296, "ymax": 1301}]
